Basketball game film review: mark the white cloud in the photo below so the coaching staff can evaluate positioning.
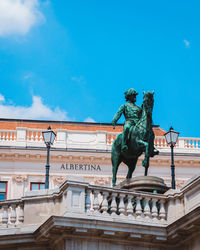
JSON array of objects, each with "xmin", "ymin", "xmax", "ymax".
[
  {"xmin": 183, "ymin": 39, "xmax": 190, "ymax": 48},
  {"xmin": 0, "ymin": 94, "xmax": 5, "ymax": 102},
  {"xmin": 71, "ymin": 76, "xmax": 86, "ymax": 85},
  {"xmin": 84, "ymin": 117, "xmax": 96, "ymax": 123},
  {"xmin": 23, "ymin": 72, "xmax": 33, "ymax": 80},
  {"xmin": 0, "ymin": 95, "xmax": 68, "ymax": 120},
  {"xmin": 0, "ymin": 0, "xmax": 45, "ymax": 37}
]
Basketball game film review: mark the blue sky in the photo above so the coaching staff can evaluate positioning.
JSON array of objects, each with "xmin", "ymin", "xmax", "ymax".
[{"xmin": 0, "ymin": 0, "xmax": 199, "ymax": 137}]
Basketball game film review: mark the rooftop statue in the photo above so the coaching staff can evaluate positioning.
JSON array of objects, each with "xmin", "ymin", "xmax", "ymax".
[{"xmin": 112, "ymin": 88, "xmax": 159, "ymax": 187}]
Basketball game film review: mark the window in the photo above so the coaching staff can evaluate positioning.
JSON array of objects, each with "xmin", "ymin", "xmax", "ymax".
[
  {"xmin": 0, "ymin": 182, "xmax": 7, "ymax": 200},
  {"xmin": 30, "ymin": 183, "xmax": 45, "ymax": 191}
]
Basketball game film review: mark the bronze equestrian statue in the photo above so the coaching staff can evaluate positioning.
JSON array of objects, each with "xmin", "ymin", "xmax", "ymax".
[{"xmin": 112, "ymin": 89, "xmax": 159, "ymax": 187}]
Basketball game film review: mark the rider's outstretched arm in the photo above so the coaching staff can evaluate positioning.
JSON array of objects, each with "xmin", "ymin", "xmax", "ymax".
[{"xmin": 112, "ymin": 104, "xmax": 125, "ymax": 127}]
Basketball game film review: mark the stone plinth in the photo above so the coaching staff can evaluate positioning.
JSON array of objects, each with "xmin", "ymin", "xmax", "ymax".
[{"xmin": 116, "ymin": 176, "xmax": 169, "ymax": 194}]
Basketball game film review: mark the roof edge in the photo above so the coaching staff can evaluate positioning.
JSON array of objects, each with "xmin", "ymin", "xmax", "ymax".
[{"xmin": 0, "ymin": 118, "xmax": 160, "ymax": 127}]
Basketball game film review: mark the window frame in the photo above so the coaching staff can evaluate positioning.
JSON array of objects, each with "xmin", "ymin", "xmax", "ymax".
[
  {"xmin": 30, "ymin": 182, "xmax": 45, "ymax": 191},
  {"xmin": 0, "ymin": 181, "xmax": 7, "ymax": 200}
]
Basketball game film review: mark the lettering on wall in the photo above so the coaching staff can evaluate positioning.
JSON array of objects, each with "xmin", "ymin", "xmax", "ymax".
[{"xmin": 60, "ymin": 163, "xmax": 102, "ymax": 171}]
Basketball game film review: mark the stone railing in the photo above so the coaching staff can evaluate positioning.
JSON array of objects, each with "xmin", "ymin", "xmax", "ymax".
[
  {"xmin": 0, "ymin": 199, "xmax": 24, "ymax": 228},
  {"xmin": 0, "ymin": 128, "xmax": 199, "ymax": 153},
  {"xmin": 1, "ymin": 174, "xmax": 200, "ymax": 232},
  {"xmin": 154, "ymin": 136, "xmax": 200, "ymax": 150},
  {"xmin": 85, "ymin": 186, "xmax": 167, "ymax": 224}
]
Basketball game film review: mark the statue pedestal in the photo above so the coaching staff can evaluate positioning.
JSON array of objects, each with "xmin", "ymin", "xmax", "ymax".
[{"xmin": 116, "ymin": 176, "xmax": 169, "ymax": 194}]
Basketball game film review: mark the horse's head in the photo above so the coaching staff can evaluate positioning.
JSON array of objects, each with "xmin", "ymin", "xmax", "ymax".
[{"xmin": 142, "ymin": 91, "xmax": 154, "ymax": 115}]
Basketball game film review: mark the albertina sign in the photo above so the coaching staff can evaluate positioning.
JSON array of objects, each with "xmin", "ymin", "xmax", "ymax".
[{"xmin": 60, "ymin": 163, "xmax": 102, "ymax": 171}]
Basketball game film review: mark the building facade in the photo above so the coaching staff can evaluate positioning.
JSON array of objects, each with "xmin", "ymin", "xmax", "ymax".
[
  {"xmin": 0, "ymin": 118, "xmax": 200, "ymax": 249},
  {"xmin": 0, "ymin": 118, "xmax": 199, "ymax": 200}
]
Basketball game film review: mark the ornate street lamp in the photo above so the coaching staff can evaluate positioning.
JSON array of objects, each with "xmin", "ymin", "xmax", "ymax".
[
  {"xmin": 164, "ymin": 126, "xmax": 179, "ymax": 189},
  {"xmin": 42, "ymin": 126, "xmax": 56, "ymax": 189}
]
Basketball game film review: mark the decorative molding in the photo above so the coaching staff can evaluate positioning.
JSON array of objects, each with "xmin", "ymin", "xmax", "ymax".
[
  {"xmin": 53, "ymin": 176, "xmax": 66, "ymax": 184},
  {"xmin": 92, "ymin": 177, "xmax": 110, "ymax": 186},
  {"xmin": 176, "ymin": 179, "xmax": 186, "ymax": 189},
  {"xmin": 12, "ymin": 175, "xmax": 27, "ymax": 183}
]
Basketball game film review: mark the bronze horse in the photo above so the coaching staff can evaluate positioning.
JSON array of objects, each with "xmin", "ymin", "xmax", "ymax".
[{"xmin": 111, "ymin": 91, "xmax": 157, "ymax": 187}]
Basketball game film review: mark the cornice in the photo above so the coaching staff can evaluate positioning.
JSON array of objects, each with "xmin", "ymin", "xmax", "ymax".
[{"xmin": 0, "ymin": 151, "xmax": 200, "ymax": 167}]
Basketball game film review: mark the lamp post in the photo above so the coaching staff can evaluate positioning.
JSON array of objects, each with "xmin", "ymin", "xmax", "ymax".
[
  {"xmin": 164, "ymin": 126, "xmax": 179, "ymax": 189},
  {"xmin": 42, "ymin": 126, "xmax": 56, "ymax": 189}
]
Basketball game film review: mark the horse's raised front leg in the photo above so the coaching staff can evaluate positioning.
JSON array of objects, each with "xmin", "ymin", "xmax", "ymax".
[
  {"xmin": 137, "ymin": 139, "xmax": 149, "ymax": 176},
  {"xmin": 112, "ymin": 153, "xmax": 122, "ymax": 187}
]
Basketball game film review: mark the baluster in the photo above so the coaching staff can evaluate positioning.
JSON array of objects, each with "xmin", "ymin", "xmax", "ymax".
[
  {"xmin": 154, "ymin": 138, "xmax": 157, "ymax": 147},
  {"xmin": 160, "ymin": 138, "xmax": 163, "ymax": 147},
  {"xmin": 14, "ymin": 132, "xmax": 16, "ymax": 141},
  {"xmin": 27, "ymin": 131, "xmax": 29, "ymax": 141},
  {"xmin": 165, "ymin": 138, "xmax": 168, "ymax": 147},
  {"xmin": 108, "ymin": 135, "xmax": 111, "ymax": 145},
  {"xmin": 11, "ymin": 131, "xmax": 13, "ymax": 141},
  {"xmin": 2, "ymin": 132, "xmax": 5, "ymax": 141},
  {"xmin": 184, "ymin": 140, "xmax": 187, "ymax": 148},
  {"xmin": 85, "ymin": 190, "xmax": 91, "ymax": 214},
  {"xmin": 7, "ymin": 132, "xmax": 9, "ymax": 141},
  {"xmin": 118, "ymin": 193, "xmax": 126, "ymax": 217},
  {"xmin": 8, "ymin": 132, "xmax": 11, "ymax": 141},
  {"xmin": 10, "ymin": 204, "xmax": 17, "ymax": 226},
  {"xmin": 162, "ymin": 138, "xmax": 164, "ymax": 147},
  {"xmin": 31, "ymin": 131, "xmax": 34, "ymax": 141},
  {"xmin": 35, "ymin": 131, "xmax": 38, "ymax": 141},
  {"xmin": 101, "ymin": 191, "xmax": 109, "ymax": 215},
  {"xmin": 127, "ymin": 195, "xmax": 134, "ymax": 219},
  {"xmin": 159, "ymin": 200, "xmax": 166, "ymax": 222},
  {"xmin": 111, "ymin": 135, "xmax": 114, "ymax": 144},
  {"xmin": 2, "ymin": 205, "xmax": 8, "ymax": 228},
  {"xmin": 151, "ymin": 198, "xmax": 158, "ymax": 221},
  {"xmin": 93, "ymin": 190, "xmax": 100, "ymax": 215},
  {"xmin": 110, "ymin": 192, "xmax": 118, "ymax": 217},
  {"xmin": 135, "ymin": 197, "xmax": 142, "ymax": 219},
  {"xmin": 18, "ymin": 204, "xmax": 24, "ymax": 224},
  {"xmin": 143, "ymin": 197, "xmax": 151, "ymax": 220},
  {"xmin": 39, "ymin": 132, "xmax": 43, "ymax": 142}
]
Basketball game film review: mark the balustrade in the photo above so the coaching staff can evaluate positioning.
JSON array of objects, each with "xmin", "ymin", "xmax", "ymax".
[
  {"xmin": 0, "ymin": 201, "xmax": 24, "ymax": 228},
  {"xmin": 0, "ymin": 179, "xmax": 194, "ymax": 232},
  {"xmin": 184, "ymin": 138, "xmax": 200, "ymax": 149},
  {"xmin": 0, "ymin": 128, "xmax": 199, "ymax": 152},
  {"xmin": 85, "ymin": 187, "xmax": 167, "ymax": 224},
  {"xmin": 0, "ymin": 130, "xmax": 16, "ymax": 142},
  {"xmin": 26, "ymin": 129, "xmax": 44, "ymax": 142},
  {"xmin": 106, "ymin": 133, "xmax": 118, "ymax": 145}
]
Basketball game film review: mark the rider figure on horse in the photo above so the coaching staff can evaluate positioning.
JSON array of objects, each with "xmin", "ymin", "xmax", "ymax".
[{"xmin": 112, "ymin": 88, "xmax": 142, "ymax": 152}]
